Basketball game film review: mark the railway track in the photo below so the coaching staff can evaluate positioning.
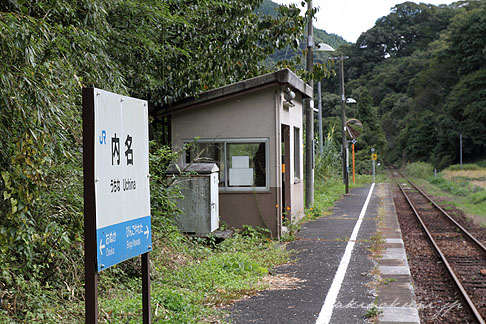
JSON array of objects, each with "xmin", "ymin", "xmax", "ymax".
[{"xmin": 395, "ymin": 173, "xmax": 486, "ymax": 323}]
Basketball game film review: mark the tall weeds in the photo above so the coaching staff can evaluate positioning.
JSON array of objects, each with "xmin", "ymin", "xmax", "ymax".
[{"xmin": 315, "ymin": 127, "xmax": 341, "ymax": 181}]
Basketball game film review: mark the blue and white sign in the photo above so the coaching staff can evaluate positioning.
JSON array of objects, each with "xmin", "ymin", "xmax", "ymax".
[{"xmin": 93, "ymin": 88, "xmax": 151, "ymax": 272}]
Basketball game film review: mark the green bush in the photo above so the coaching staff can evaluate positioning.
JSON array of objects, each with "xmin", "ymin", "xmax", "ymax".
[
  {"xmin": 446, "ymin": 163, "xmax": 482, "ymax": 171},
  {"xmin": 168, "ymin": 252, "xmax": 268, "ymax": 294},
  {"xmin": 476, "ymin": 161, "xmax": 486, "ymax": 168},
  {"xmin": 406, "ymin": 162, "xmax": 434, "ymax": 179},
  {"xmin": 355, "ymin": 157, "xmax": 372, "ymax": 175},
  {"xmin": 427, "ymin": 175, "xmax": 469, "ymax": 196},
  {"xmin": 469, "ymin": 191, "xmax": 486, "ymax": 204}
]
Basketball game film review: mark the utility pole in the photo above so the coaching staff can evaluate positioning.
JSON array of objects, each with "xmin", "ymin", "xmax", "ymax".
[
  {"xmin": 329, "ymin": 55, "xmax": 349, "ymax": 194},
  {"xmin": 305, "ymin": 0, "xmax": 314, "ymax": 207},
  {"xmin": 340, "ymin": 58, "xmax": 348, "ymax": 194}
]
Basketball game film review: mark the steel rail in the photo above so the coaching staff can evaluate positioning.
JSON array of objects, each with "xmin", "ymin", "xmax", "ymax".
[
  {"xmin": 398, "ymin": 183, "xmax": 486, "ymax": 324},
  {"xmin": 407, "ymin": 179, "xmax": 486, "ymax": 254}
]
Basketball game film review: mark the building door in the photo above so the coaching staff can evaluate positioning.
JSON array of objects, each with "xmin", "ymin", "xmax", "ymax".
[{"xmin": 281, "ymin": 124, "xmax": 291, "ymax": 222}]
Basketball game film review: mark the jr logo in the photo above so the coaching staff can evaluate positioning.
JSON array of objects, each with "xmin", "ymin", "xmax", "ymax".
[{"xmin": 99, "ymin": 130, "xmax": 107, "ymax": 145}]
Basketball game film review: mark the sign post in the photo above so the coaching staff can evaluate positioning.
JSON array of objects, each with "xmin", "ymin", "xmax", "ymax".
[
  {"xmin": 83, "ymin": 88, "xmax": 152, "ymax": 323},
  {"xmin": 371, "ymin": 148, "xmax": 377, "ymax": 184},
  {"xmin": 345, "ymin": 119, "xmax": 362, "ymax": 188}
]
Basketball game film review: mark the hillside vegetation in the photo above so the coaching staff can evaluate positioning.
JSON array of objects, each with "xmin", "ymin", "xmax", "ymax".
[
  {"xmin": 319, "ymin": 0, "xmax": 486, "ymax": 170},
  {"xmin": 260, "ymin": 0, "xmax": 349, "ymax": 66}
]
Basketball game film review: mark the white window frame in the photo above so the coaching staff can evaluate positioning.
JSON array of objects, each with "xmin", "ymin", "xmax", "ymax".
[{"xmin": 183, "ymin": 138, "xmax": 270, "ymax": 192}]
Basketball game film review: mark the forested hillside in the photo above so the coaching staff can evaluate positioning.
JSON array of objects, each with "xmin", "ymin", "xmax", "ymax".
[
  {"xmin": 319, "ymin": 0, "xmax": 486, "ymax": 170},
  {"xmin": 260, "ymin": 0, "xmax": 349, "ymax": 66}
]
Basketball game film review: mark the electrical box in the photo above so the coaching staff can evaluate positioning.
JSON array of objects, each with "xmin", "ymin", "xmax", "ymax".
[{"xmin": 166, "ymin": 163, "xmax": 219, "ymax": 235}]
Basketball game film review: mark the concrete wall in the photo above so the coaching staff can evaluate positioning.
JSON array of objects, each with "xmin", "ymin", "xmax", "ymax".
[{"xmin": 171, "ymin": 87, "xmax": 277, "ymax": 185}]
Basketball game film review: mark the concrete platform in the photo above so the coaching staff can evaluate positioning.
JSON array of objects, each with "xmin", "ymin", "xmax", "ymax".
[
  {"xmin": 228, "ymin": 183, "xmax": 419, "ymax": 324},
  {"xmin": 376, "ymin": 184, "xmax": 419, "ymax": 324}
]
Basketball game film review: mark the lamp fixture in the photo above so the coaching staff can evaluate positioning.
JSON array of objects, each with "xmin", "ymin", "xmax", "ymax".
[{"xmin": 283, "ymin": 87, "xmax": 295, "ymax": 108}]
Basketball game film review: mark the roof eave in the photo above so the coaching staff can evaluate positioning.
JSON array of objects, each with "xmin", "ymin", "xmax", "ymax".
[{"xmin": 157, "ymin": 68, "xmax": 312, "ymax": 117}]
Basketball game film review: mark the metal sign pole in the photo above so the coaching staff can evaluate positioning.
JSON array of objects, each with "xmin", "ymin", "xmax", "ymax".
[
  {"xmin": 372, "ymin": 158, "xmax": 375, "ymax": 184},
  {"xmin": 83, "ymin": 88, "xmax": 99, "ymax": 324},
  {"xmin": 142, "ymin": 253, "xmax": 151, "ymax": 324}
]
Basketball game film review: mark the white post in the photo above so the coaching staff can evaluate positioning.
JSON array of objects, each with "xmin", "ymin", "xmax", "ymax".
[{"xmin": 346, "ymin": 144, "xmax": 349, "ymax": 181}]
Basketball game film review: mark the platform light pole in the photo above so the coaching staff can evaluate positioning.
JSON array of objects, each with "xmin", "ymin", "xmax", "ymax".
[{"xmin": 315, "ymin": 43, "xmax": 335, "ymax": 156}]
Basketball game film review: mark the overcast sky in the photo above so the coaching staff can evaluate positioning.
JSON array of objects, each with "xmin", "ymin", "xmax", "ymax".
[{"xmin": 272, "ymin": 0, "xmax": 458, "ymax": 43}]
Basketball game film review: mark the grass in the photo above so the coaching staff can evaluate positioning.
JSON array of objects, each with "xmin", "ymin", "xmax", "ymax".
[
  {"xmin": 381, "ymin": 278, "xmax": 397, "ymax": 285},
  {"xmin": 1, "ymin": 221, "xmax": 291, "ymax": 324},
  {"xmin": 415, "ymin": 180, "xmax": 486, "ymax": 225},
  {"xmin": 94, "ymin": 226, "xmax": 291, "ymax": 324},
  {"xmin": 403, "ymin": 161, "xmax": 486, "ymax": 226},
  {"xmin": 313, "ymin": 171, "xmax": 388, "ymax": 217},
  {"xmin": 364, "ymin": 305, "xmax": 382, "ymax": 319},
  {"xmin": 314, "ymin": 176, "xmax": 346, "ymax": 214}
]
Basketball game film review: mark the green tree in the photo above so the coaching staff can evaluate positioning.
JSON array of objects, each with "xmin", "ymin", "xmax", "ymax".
[
  {"xmin": 352, "ymin": 87, "xmax": 386, "ymax": 172},
  {"xmin": 397, "ymin": 110, "xmax": 438, "ymax": 163},
  {"xmin": 346, "ymin": 2, "xmax": 454, "ymax": 78},
  {"xmin": 446, "ymin": 69, "xmax": 486, "ymax": 161},
  {"xmin": 445, "ymin": 3, "xmax": 486, "ymax": 76},
  {"xmin": 107, "ymin": 0, "xmax": 307, "ymax": 107},
  {"xmin": 380, "ymin": 93, "xmax": 412, "ymax": 164}
]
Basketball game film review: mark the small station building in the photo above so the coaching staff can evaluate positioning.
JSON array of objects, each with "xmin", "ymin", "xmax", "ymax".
[{"xmin": 159, "ymin": 69, "xmax": 312, "ymax": 237}]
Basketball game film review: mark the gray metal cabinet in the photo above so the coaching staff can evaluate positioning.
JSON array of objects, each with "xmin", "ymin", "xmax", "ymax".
[{"xmin": 166, "ymin": 163, "xmax": 219, "ymax": 234}]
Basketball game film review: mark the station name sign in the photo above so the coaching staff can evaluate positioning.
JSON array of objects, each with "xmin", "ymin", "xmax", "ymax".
[{"xmin": 88, "ymin": 88, "xmax": 152, "ymax": 272}]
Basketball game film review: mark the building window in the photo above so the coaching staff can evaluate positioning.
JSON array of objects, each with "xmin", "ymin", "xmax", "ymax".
[
  {"xmin": 294, "ymin": 127, "xmax": 301, "ymax": 181},
  {"xmin": 185, "ymin": 139, "xmax": 268, "ymax": 190},
  {"xmin": 185, "ymin": 142, "xmax": 225, "ymax": 186}
]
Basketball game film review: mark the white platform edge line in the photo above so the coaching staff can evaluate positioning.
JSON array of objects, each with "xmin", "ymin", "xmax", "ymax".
[{"xmin": 315, "ymin": 183, "xmax": 375, "ymax": 324}]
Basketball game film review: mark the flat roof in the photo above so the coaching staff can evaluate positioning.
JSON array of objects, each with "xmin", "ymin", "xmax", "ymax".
[{"xmin": 158, "ymin": 68, "xmax": 312, "ymax": 117}]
